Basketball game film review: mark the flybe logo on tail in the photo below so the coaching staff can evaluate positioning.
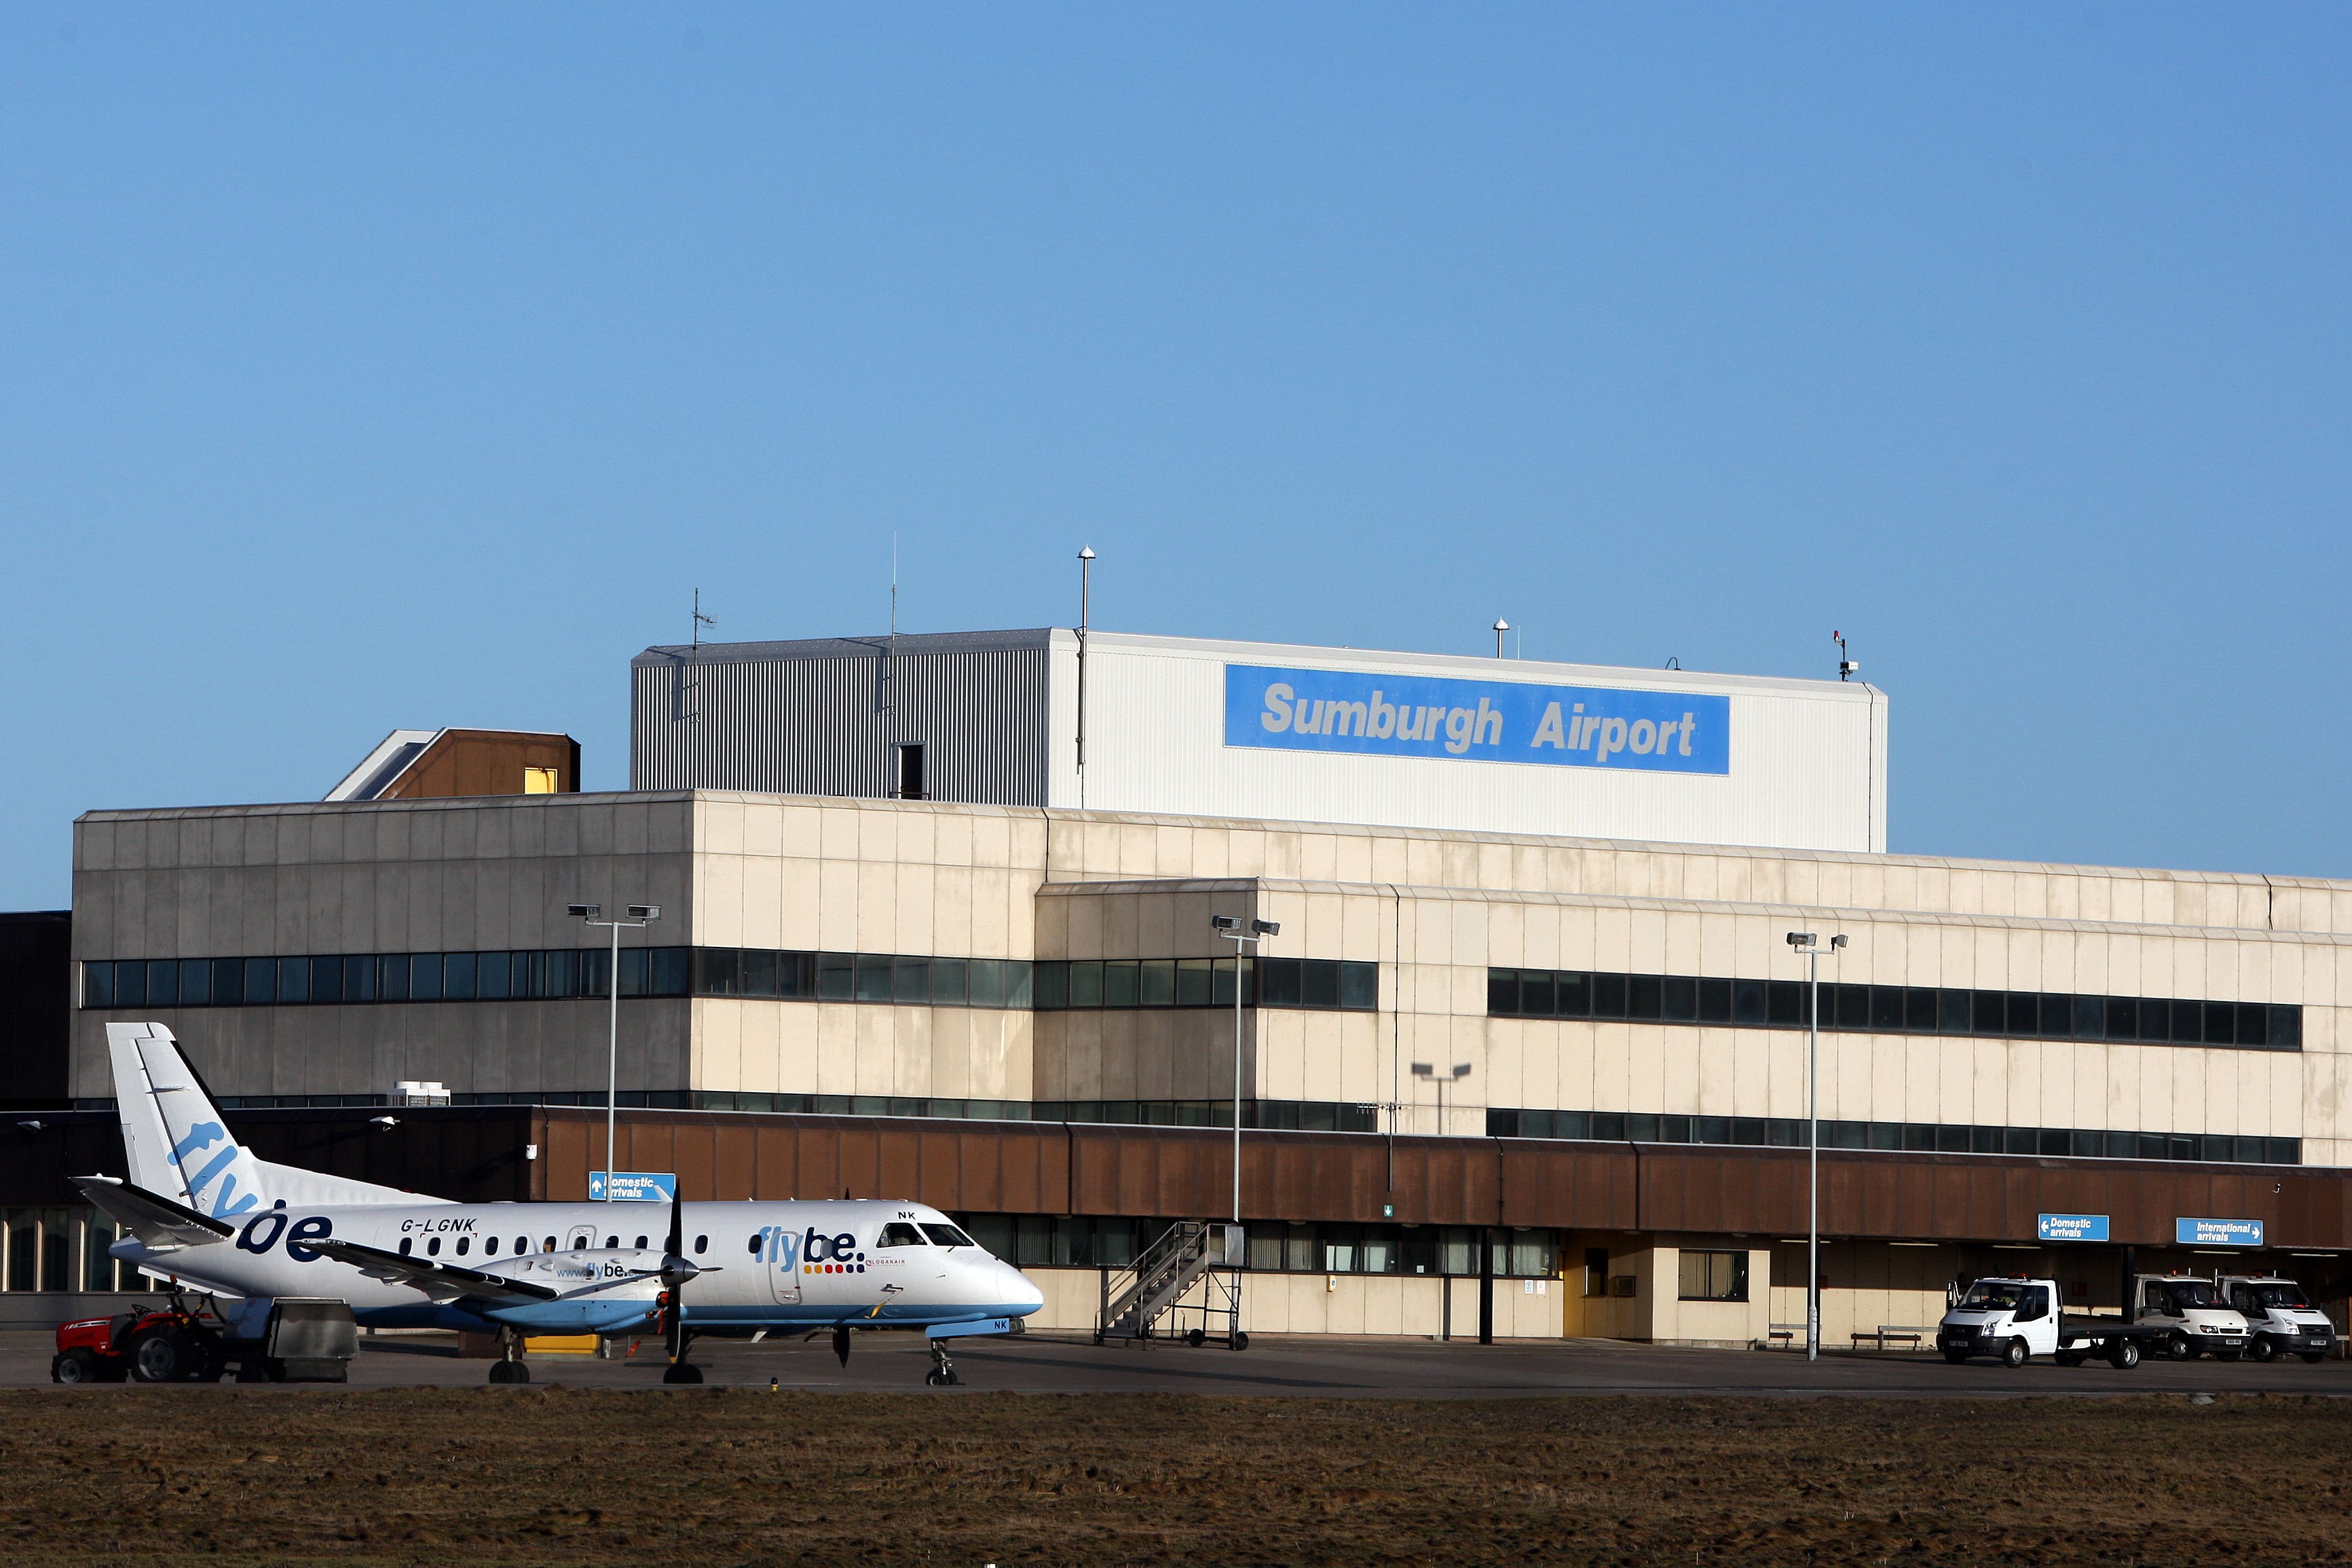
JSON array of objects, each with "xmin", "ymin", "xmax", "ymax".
[
  {"xmin": 1223, "ymin": 665, "xmax": 1730, "ymax": 775},
  {"xmin": 167, "ymin": 1120, "xmax": 262, "ymax": 1218}
]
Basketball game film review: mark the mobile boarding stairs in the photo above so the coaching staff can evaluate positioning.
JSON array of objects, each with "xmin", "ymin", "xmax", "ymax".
[{"xmin": 1094, "ymin": 1220, "xmax": 1249, "ymax": 1350}]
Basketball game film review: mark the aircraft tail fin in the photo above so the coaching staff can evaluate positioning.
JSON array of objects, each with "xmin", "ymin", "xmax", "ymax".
[
  {"xmin": 105, "ymin": 1022, "xmax": 451, "ymax": 1213},
  {"xmin": 107, "ymin": 1022, "xmax": 273, "ymax": 1220}
]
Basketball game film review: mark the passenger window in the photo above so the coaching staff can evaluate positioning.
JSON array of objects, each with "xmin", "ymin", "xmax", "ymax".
[
  {"xmin": 485, "ymin": 1237, "xmax": 500, "ymax": 1256},
  {"xmin": 517, "ymin": 1237, "xmax": 529, "ymax": 1254},
  {"xmin": 748, "ymin": 1235, "xmax": 763, "ymax": 1256},
  {"xmin": 427, "ymin": 1237, "xmax": 441, "ymax": 1256},
  {"xmin": 455, "ymin": 1237, "xmax": 470, "ymax": 1256},
  {"xmin": 605, "ymin": 1235, "xmax": 618, "ymax": 1249},
  {"xmin": 543, "ymin": 1237, "xmax": 557, "ymax": 1252},
  {"xmin": 398, "ymin": 1237, "xmax": 413, "ymax": 1256},
  {"xmin": 694, "ymin": 1234, "xmax": 708, "ymax": 1254},
  {"xmin": 878, "ymin": 1222, "xmax": 927, "ymax": 1248},
  {"xmin": 635, "ymin": 1235, "xmax": 648, "ymax": 1250},
  {"xmin": 920, "ymin": 1223, "xmax": 975, "ymax": 1248}
]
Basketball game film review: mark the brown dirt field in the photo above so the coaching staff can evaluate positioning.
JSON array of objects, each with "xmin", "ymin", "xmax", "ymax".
[{"xmin": 2, "ymin": 1389, "xmax": 2349, "ymax": 1565}]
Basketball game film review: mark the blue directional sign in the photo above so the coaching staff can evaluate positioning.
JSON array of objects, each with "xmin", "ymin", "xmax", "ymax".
[
  {"xmin": 589, "ymin": 1170, "xmax": 676, "ymax": 1203},
  {"xmin": 2037, "ymin": 1213, "xmax": 2110, "ymax": 1242},
  {"xmin": 2176, "ymin": 1216, "xmax": 2263, "ymax": 1247}
]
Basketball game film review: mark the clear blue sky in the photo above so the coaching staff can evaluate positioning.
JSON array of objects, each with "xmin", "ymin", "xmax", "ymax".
[{"xmin": 3, "ymin": 6, "xmax": 2346, "ymax": 908}]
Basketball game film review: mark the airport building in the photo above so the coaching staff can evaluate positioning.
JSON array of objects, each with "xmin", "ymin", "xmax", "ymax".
[{"xmin": 8, "ymin": 633, "xmax": 2350, "ymax": 1348}]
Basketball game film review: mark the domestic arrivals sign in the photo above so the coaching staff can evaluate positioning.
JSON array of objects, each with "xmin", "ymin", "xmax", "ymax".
[
  {"xmin": 1224, "ymin": 664, "xmax": 1730, "ymax": 775},
  {"xmin": 2038, "ymin": 1213, "xmax": 2110, "ymax": 1242},
  {"xmin": 589, "ymin": 1171, "xmax": 677, "ymax": 1203}
]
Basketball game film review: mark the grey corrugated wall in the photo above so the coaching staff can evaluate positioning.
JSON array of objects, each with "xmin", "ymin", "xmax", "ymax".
[{"xmin": 631, "ymin": 641, "xmax": 1051, "ymax": 804}]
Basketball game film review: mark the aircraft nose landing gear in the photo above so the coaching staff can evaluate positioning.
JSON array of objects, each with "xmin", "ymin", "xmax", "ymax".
[
  {"xmin": 487, "ymin": 1327, "xmax": 531, "ymax": 1385},
  {"xmin": 925, "ymin": 1337, "xmax": 960, "ymax": 1387}
]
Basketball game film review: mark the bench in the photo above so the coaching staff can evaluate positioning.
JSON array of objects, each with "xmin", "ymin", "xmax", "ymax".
[{"xmin": 1850, "ymin": 1325, "xmax": 1935, "ymax": 1351}]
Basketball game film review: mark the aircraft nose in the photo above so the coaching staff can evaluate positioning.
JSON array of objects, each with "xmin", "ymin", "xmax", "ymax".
[{"xmin": 1006, "ymin": 1262, "xmax": 1046, "ymax": 1315}]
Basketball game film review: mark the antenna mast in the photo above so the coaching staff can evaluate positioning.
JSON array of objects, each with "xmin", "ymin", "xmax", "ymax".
[{"xmin": 691, "ymin": 589, "xmax": 716, "ymax": 650}]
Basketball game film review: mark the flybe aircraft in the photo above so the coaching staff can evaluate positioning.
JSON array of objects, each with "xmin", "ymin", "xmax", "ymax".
[{"xmin": 81, "ymin": 1022, "xmax": 1045, "ymax": 1384}]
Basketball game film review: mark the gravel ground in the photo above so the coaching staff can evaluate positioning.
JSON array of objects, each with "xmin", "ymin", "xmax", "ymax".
[{"xmin": 3, "ymin": 1387, "xmax": 2349, "ymax": 1565}]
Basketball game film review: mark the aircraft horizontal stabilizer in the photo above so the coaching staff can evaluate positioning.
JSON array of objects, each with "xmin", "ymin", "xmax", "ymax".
[{"xmin": 73, "ymin": 1174, "xmax": 235, "ymax": 1250}]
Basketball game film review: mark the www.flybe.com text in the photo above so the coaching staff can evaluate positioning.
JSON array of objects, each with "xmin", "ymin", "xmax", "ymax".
[{"xmin": 1222, "ymin": 664, "xmax": 1730, "ymax": 774}]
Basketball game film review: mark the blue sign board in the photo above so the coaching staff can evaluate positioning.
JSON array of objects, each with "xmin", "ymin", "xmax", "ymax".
[
  {"xmin": 2176, "ymin": 1216, "xmax": 2263, "ymax": 1247},
  {"xmin": 589, "ymin": 1170, "xmax": 677, "ymax": 1203},
  {"xmin": 1224, "ymin": 664, "xmax": 1731, "ymax": 775},
  {"xmin": 2037, "ymin": 1213, "xmax": 2110, "ymax": 1242}
]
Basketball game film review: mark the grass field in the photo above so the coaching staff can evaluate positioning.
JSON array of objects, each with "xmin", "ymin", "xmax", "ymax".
[{"xmin": 3, "ymin": 1388, "xmax": 2347, "ymax": 1565}]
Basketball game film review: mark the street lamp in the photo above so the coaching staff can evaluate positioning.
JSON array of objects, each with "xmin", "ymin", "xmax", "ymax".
[
  {"xmin": 1785, "ymin": 929, "xmax": 1846, "ymax": 1360},
  {"xmin": 571, "ymin": 901, "xmax": 660, "ymax": 1200},
  {"xmin": 1411, "ymin": 1061, "xmax": 1473, "ymax": 1134},
  {"xmin": 1210, "ymin": 914, "xmax": 1280, "ymax": 1228}
]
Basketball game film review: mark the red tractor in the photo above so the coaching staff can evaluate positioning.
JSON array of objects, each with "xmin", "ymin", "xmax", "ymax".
[
  {"xmin": 52, "ymin": 1299, "xmax": 226, "ymax": 1383},
  {"xmin": 52, "ymin": 1294, "xmax": 356, "ymax": 1384}
]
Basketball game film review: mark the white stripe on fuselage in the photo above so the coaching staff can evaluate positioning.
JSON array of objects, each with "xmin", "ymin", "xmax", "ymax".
[{"xmin": 118, "ymin": 1199, "xmax": 1044, "ymax": 1330}]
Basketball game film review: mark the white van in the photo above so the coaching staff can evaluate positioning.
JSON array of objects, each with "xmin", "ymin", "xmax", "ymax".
[
  {"xmin": 2132, "ymin": 1274, "xmax": 2252, "ymax": 1360},
  {"xmin": 2218, "ymin": 1276, "xmax": 2336, "ymax": 1364}
]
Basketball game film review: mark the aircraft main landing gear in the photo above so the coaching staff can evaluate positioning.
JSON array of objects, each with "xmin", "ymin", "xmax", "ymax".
[
  {"xmin": 662, "ymin": 1328, "xmax": 703, "ymax": 1384},
  {"xmin": 488, "ymin": 1327, "xmax": 531, "ymax": 1385},
  {"xmin": 925, "ymin": 1337, "xmax": 960, "ymax": 1387}
]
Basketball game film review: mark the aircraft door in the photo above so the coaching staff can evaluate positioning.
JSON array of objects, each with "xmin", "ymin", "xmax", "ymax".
[
  {"xmin": 754, "ymin": 1223, "xmax": 803, "ymax": 1306},
  {"xmin": 566, "ymin": 1223, "xmax": 596, "ymax": 1252}
]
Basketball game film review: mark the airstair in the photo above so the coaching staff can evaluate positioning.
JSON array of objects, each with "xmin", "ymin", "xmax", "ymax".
[{"xmin": 1094, "ymin": 1220, "xmax": 1248, "ymax": 1349}]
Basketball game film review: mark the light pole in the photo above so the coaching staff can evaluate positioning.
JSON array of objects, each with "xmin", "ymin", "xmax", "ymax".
[
  {"xmin": 1210, "ymin": 914, "xmax": 1280, "ymax": 1227},
  {"xmin": 1785, "ymin": 928, "xmax": 1846, "ymax": 1360},
  {"xmin": 1411, "ymin": 1061, "xmax": 1472, "ymax": 1134},
  {"xmin": 571, "ymin": 901, "xmax": 660, "ymax": 1200}
]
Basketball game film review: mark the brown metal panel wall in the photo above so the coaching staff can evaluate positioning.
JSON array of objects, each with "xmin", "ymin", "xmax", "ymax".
[{"xmin": 711, "ymin": 1122, "xmax": 758, "ymax": 1200}]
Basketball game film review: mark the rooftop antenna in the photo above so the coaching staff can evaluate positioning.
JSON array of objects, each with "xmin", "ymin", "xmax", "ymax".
[
  {"xmin": 890, "ymin": 532, "xmax": 899, "ymax": 639},
  {"xmin": 1493, "ymin": 618, "xmax": 1510, "ymax": 658},
  {"xmin": 691, "ymin": 589, "xmax": 716, "ymax": 650},
  {"xmin": 1833, "ymin": 630, "xmax": 1859, "ymax": 682}
]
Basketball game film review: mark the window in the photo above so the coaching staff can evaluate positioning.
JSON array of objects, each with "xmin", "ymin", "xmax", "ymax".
[
  {"xmin": 893, "ymin": 744, "xmax": 925, "ymax": 801},
  {"xmin": 485, "ymin": 1237, "xmax": 500, "ymax": 1256},
  {"xmin": 877, "ymin": 1222, "xmax": 926, "ymax": 1248},
  {"xmin": 1677, "ymin": 1250, "xmax": 1748, "ymax": 1302},
  {"xmin": 542, "ymin": 1237, "xmax": 557, "ymax": 1252},
  {"xmin": 920, "ymin": 1223, "xmax": 975, "ymax": 1248},
  {"xmin": 455, "ymin": 1236, "xmax": 470, "ymax": 1256},
  {"xmin": 1584, "ymin": 1247, "xmax": 1610, "ymax": 1298},
  {"xmin": 398, "ymin": 1237, "xmax": 413, "ymax": 1256},
  {"xmin": 1485, "ymin": 967, "xmax": 2300, "ymax": 1056},
  {"xmin": 426, "ymin": 1237, "xmax": 441, "ymax": 1256},
  {"xmin": 694, "ymin": 1235, "xmax": 708, "ymax": 1254},
  {"xmin": 523, "ymin": 766, "xmax": 558, "ymax": 794},
  {"xmin": 635, "ymin": 1235, "xmax": 648, "ymax": 1250}
]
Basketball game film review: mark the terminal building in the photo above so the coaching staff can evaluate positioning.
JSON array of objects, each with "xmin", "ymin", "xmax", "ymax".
[{"xmin": 8, "ymin": 632, "xmax": 2349, "ymax": 1348}]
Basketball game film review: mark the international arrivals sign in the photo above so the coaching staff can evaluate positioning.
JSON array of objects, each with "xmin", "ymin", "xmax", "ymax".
[{"xmin": 1223, "ymin": 664, "xmax": 1730, "ymax": 775}]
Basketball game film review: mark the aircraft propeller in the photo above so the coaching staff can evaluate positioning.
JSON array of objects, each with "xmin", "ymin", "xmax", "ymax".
[{"xmin": 660, "ymin": 1184, "xmax": 705, "ymax": 1385}]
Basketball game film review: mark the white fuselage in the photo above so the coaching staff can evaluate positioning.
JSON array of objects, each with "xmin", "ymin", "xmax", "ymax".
[{"xmin": 122, "ymin": 1198, "xmax": 1044, "ymax": 1337}]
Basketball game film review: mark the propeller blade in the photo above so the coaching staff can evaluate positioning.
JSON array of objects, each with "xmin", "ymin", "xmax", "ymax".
[
  {"xmin": 832, "ymin": 1325, "xmax": 851, "ymax": 1367},
  {"xmin": 664, "ymin": 1185, "xmax": 689, "ymax": 1366}
]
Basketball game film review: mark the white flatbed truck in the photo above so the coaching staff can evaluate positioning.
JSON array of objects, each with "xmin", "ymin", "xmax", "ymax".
[{"xmin": 1935, "ymin": 1277, "xmax": 2169, "ymax": 1368}]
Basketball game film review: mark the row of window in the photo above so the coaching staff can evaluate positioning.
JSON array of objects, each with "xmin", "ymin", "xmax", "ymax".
[
  {"xmin": 71, "ymin": 1089, "xmax": 1383, "ymax": 1133},
  {"xmin": 1489, "ymin": 968, "xmax": 2302, "ymax": 1051},
  {"xmin": 1485, "ymin": 1106, "xmax": 2301, "ymax": 1165},
  {"xmin": 79, "ymin": 950, "xmax": 1379, "ymax": 1015},
  {"xmin": 949, "ymin": 1214, "xmax": 1558, "ymax": 1277}
]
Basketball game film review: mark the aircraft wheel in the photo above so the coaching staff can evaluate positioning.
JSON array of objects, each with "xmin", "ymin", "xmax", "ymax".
[
  {"xmin": 2000, "ymin": 1337, "xmax": 2029, "ymax": 1368},
  {"xmin": 661, "ymin": 1362, "xmax": 704, "ymax": 1385},
  {"xmin": 50, "ymin": 1349, "xmax": 99, "ymax": 1385},
  {"xmin": 487, "ymin": 1360, "xmax": 531, "ymax": 1385},
  {"xmin": 2109, "ymin": 1339, "xmax": 2140, "ymax": 1370}
]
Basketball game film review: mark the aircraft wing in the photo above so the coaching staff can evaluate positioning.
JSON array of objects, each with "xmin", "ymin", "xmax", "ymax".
[
  {"xmin": 73, "ymin": 1174, "xmax": 236, "ymax": 1250},
  {"xmin": 310, "ymin": 1239, "xmax": 565, "ymax": 1307}
]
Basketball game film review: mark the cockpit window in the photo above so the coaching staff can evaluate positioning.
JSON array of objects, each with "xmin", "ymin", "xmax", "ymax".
[
  {"xmin": 920, "ymin": 1223, "xmax": 975, "ymax": 1249},
  {"xmin": 878, "ymin": 1222, "xmax": 927, "ymax": 1248}
]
